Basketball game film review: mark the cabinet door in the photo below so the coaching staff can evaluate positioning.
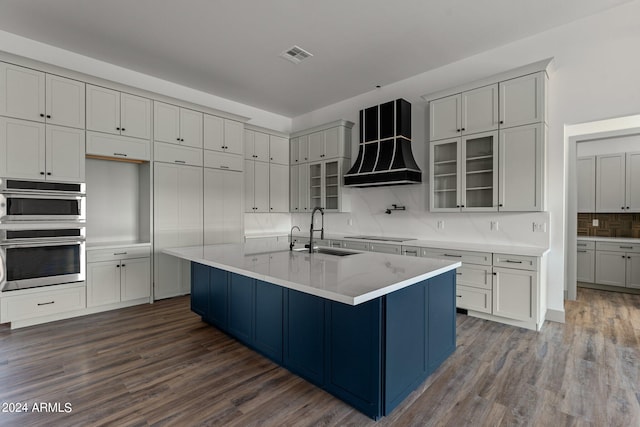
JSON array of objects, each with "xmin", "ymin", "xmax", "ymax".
[
  {"xmin": 308, "ymin": 131, "xmax": 324, "ymax": 162},
  {"xmin": 269, "ymin": 163, "xmax": 289, "ymax": 212},
  {"xmin": 228, "ymin": 274, "xmax": 255, "ymax": 345},
  {"xmin": 208, "ymin": 267, "xmax": 228, "ymax": 328},
  {"xmin": 154, "ymin": 102, "xmax": 181, "ymax": 144},
  {"xmin": 498, "ymin": 72, "xmax": 545, "ymax": 128},
  {"xmin": 492, "ymin": 267, "xmax": 536, "ymax": 322},
  {"xmin": 86, "ymin": 85, "xmax": 120, "ymax": 135},
  {"xmin": 290, "ymin": 137, "xmax": 299, "ymax": 164},
  {"xmin": 204, "ymin": 168, "xmax": 242, "ymax": 244},
  {"xmin": 577, "ymin": 156, "xmax": 596, "ymax": 213},
  {"xmin": 595, "ymin": 250, "xmax": 626, "ymax": 287},
  {"xmin": 596, "ymin": 153, "xmax": 625, "ymax": 213},
  {"xmin": 269, "ymin": 135, "xmax": 289, "ymax": 165},
  {"xmin": 224, "ymin": 119, "xmax": 244, "ymax": 156},
  {"xmin": 299, "ymin": 164, "xmax": 309, "ymax": 212},
  {"xmin": 120, "ymin": 93, "xmax": 151, "ymax": 140},
  {"xmin": 498, "ymin": 123, "xmax": 544, "ymax": 211},
  {"xmin": 254, "ymin": 161, "xmax": 270, "ymax": 212},
  {"xmin": 191, "ymin": 262, "xmax": 209, "ymax": 317},
  {"xmin": 178, "ymin": 164, "xmax": 203, "ymax": 246},
  {"xmin": 179, "ymin": 108, "xmax": 203, "ymax": 148},
  {"xmin": 290, "ymin": 164, "xmax": 300, "ymax": 212},
  {"xmin": 299, "ymin": 135, "xmax": 309, "ymax": 163},
  {"xmin": 461, "ymin": 131, "xmax": 498, "ymax": 211},
  {"xmin": 461, "ymin": 84, "xmax": 498, "ymax": 134},
  {"xmin": 45, "ymin": 125, "xmax": 85, "ymax": 182},
  {"xmin": 430, "ymin": 138, "xmax": 461, "ymax": 212},
  {"xmin": 203, "ymin": 114, "xmax": 224, "ymax": 152},
  {"xmin": 626, "ymin": 254, "xmax": 640, "ymax": 289},
  {"xmin": 0, "ymin": 62, "xmax": 45, "ymax": 122},
  {"xmin": 244, "ymin": 129, "xmax": 255, "ymax": 160},
  {"xmin": 87, "ymin": 260, "xmax": 121, "ymax": 307},
  {"xmin": 323, "ymin": 127, "xmax": 341, "ymax": 159},
  {"xmin": 223, "ymin": 170, "xmax": 243, "ymax": 243},
  {"xmin": 324, "ymin": 160, "xmax": 340, "ymax": 211},
  {"xmin": 254, "ymin": 280, "xmax": 283, "ymax": 362},
  {"xmin": 309, "ymin": 162, "xmax": 323, "ymax": 210},
  {"xmin": 86, "ymin": 131, "xmax": 151, "ymax": 161},
  {"xmin": 0, "ymin": 117, "xmax": 46, "ymax": 180},
  {"xmin": 625, "ymin": 152, "xmax": 640, "ymax": 212},
  {"xmin": 45, "ymin": 74, "xmax": 85, "ymax": 129},
  {"xmin": 121, "ymin": 257, "xmax": 151, "ymax": 301},
  {"xmin": 244, "ymin": 160, "xmax": 256, "ymax": 212},
  {"xmin": 576, "ymin": 249, "xmax": 595, "ymax": 283},
  {"xmin": 253, "ymin": 131, "xmax": 270, "ymax": 162},
  {"xmin": 429, "ymin": 94, "xmax": 461, "ymax": 141}
]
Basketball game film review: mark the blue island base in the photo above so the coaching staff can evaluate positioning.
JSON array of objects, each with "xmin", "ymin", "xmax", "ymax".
[{"xmin": 191, "ymin": 263, "xmax": 456, "ymax": 420}]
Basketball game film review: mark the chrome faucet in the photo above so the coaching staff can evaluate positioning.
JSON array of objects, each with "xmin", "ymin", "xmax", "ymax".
[
  {"xmin": 309, "ymin": 207, "xmax": 325, "ymax": 253},
  {"xmin": 289, "ymin": 225, "xmax": 300, "ymax": 251}
]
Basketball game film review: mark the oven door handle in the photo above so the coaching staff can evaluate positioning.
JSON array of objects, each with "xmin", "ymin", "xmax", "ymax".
[
  {"xmin": 0, "ymin": 240, "xmax": 85, "ymax": 249},
  {"xmin": 0, "ymin": 248, "xmax": 5, "ymax": 285}
]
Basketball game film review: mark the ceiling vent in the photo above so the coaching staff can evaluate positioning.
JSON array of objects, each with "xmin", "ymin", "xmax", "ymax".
[{"xmin": 280, "ymin": 45, "xmax": 313, "ymax": 64}]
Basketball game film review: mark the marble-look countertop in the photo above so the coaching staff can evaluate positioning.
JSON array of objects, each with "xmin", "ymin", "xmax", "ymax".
[
  {"xmin": 577, "ymin": 236, "xmax": 640, "ymax": 244},
  {"xmin": 163, "ymin": 243, "xmax": 460, "ymax": 306},
  {"xmin": 292, "ymin": 233, "xmax": 549, "ymax": 257}
]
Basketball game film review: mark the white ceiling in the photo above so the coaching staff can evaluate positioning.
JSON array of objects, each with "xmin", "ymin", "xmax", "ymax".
[{"xmin": 0, "ymin": 0, "xmax": 631, "ymax": 117}]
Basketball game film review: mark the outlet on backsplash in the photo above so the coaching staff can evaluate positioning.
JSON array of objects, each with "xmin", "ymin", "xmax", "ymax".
[
  {"xmin": 437, "ymin": 220, "xmax": 445, "ymax": 230},
  {"xmin": 592, "ymin": 219, "xmax": 599, "ymax": 227},
  {"xmin": 491, "ymin": 221, "xmax": 499, "ymax": 231},
  {"xmin": 347, "ymin": 218, "xmax": 353, "ymax": 226},
  {"xmin": 532, "ymin": 222, "xmax": 546, "ymax": 232}
]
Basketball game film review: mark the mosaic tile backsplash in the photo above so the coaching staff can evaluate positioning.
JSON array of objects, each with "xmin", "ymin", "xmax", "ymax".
[{"xmin": 577, "ymin": 213, "xmax": 640, "ymax": 238}]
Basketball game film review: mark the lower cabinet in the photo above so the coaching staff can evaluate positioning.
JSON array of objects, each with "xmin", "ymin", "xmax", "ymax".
[
  {"xmin": 576, "ymin": 246, "xmax": 595, "ymax": 283},
  {"xmin": 190, "ymin": 262, "xmax": 456, "ymax": 420},
  {"xmin": 593, "ymin": 241, "xmax": 640, "ymax": 289},
  {"xmin": 492, "ymin": 266, "xmax": 536, "ymax": 322},
  {"xmin": 87, "ymin": 246, "xmax": 151, "ymax": 308}
]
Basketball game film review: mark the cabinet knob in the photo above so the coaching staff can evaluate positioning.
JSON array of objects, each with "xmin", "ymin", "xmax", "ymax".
[
  {"xmin": 499, "ymin": 204, "xmax": 503, "ymax": 207},
  {"xmin": 456, "ymin": 129, "xmax": 461, "ymax": 132},
  {"xmin": 40, "ymin": 171, "xmax": 45, "ymax": 175},
  {"xmin": 121, "ymin": 128, "xmax": 126, "ymax": 131},
  {"xmin": 270, "ymin": 157, "xmax": 273, "ymax": 160},
  {"xmin": 39, "ymin": 113, "xmax": 45, "ymax": 118},
  {"xmin": 493, "ymin": 272, "xmax": 497, "ymax": 276},
  {"xmin": 47, "ymin": 172, "xmax": 51, "ymax": 175},
  {"xmin": 121, "ymin": 264, "xmax": 126, "ymax": 267},
  {"xmin": 622, "ymin": 207, "xmax": 625, "ymax": 210},
  {"xmin": 456, "ymin": 205, "xmax": 460, "ymax": 208},
  {"xmin": 177, "ymin": 138, "xmax": 181, "ymax": 141},
  {"xmin": 461, "ymin": 204, "xmax": 465, "ymax": 208},
  {"xmin": 116, "ymin": 127, "xmax": 120, "ymax": 131},
  {"xmin": 116, "ymin": 264, "xmax": 120, "ymax": 268},
  {"xmin": 461, "ymin": 128, "xmax": 465, "ymax": 131},
  {"xmin": 46, "ymin": 115, "xmax": 51, "ymax": 119},
  {"xmin": 499, "ymin": 120, "xmax": 504, "ymax": 124},
  {"xmin": 626, "ymin": 207, "xmax": 630, "ymax": 210},
  {"xmin": 180, "ymin": 138, "xmax": 184, "ymax": 142},
  {"xmin": 622, "ymin": 255, "xmax": 626, "ymax": 259}
]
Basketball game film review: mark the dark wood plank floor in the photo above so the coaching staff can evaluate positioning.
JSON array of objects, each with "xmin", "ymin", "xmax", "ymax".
[{"xmin": 0, "ymin": 287, "xmax": 638, "ymax": 426}]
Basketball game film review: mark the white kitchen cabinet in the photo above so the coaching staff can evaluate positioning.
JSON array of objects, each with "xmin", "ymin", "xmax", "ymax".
[
  {"xmin": 244, "ymin": 159, "xmax": 269, "ymax": 212},
  {"xmin": 204, "ymin": 167, "xmax": 242, "ymax": 245},
  {"xmin": 626, "ymin": 152, "xmax": 640, "ymax": 212},
  {"xmin": 627, "ymin": 253, "xmax": 640, "ymax": 289},
  {"xmin": 498, "ymin": 123, "xmax": 545, "ymax": 211},
  {"xmin": 594, "ymin": 242, "xmax": 640, "ymax": 288},
  {"xmin": 203, "ymin": 114, "xmax": 244, "ymax": 156},
  {"xmin": 0, "ymin": 118, "xmax": 85, "ymax": 182},
  {"xmin": 203, "ymin": 150, "xmax": 243, "ymax": 172},
  {"xmin": 269, "ymin": 163, "xmax": 289, "ymax": 212},
  {"xmin": 493, "ymin": 266, "xmax": 536, "ymax": 323},
  {"xmin": 498, "ymin": 72, "xmax": 545, "ymax": 129},
  {"xmin": 87, "ymin": 260, "xmax": 121, "ymax": 307},
  {"xmin": 154, "ymin": 102, "xmax": 203, "ymax": 148},
  {"xmin": 576, "ymin": 247, "xmax": 595, "ymax": 283},
  {"xmin": 86, "ymin": 131, "xmax": 150, "ymax": 161},
  {"xmin": 299, "ymin": 163, "xmax": 309, "ymax": 212},
  {"xmin": 309, "ymin": 159, "xmax": 350, "ymax": 212},
  {"xmin": 577, "ymin": 156, "xmax": 596, "ymax": 213},
  {"xmin": 429, "ymin": 85, "xmax": 498, "ymax": 141},
  {"xmin": 430, "ymin": 131, "xmax": 498, "ymax": 212},
  {"xmin": 308, "ymin": 126, "xmax": 347, "ymax": 162},
  {"xmin": 596, "ymin": 153, "xmax": 625, "ymax": 212},
  {"xmin": 244, "ymin": 129, "xmax": 270, "ymax": 162},
  {"xmin": 269, "ymin": 135, "xmax": 289, "ymax": 165},
  {"xmin": 154, "ymin": 162, "xmax": 203, "ymax": 299},
  {"xmin": 290, "ymin": 135, "xmax": 311, "ymax": 164},
  {"xmin": 290, "ymin": 164, "xmax": 299, "ymax": 212},
  {"xmin": 86, "ymin": 85, "xmax": 151, "ymax": 140},
  {"xmin": 0, "ymin": 63, "xmax": 86, "ymax": 129},
  {"xmin": 154, "ymin": 141, "xmax": 203, "ymax": 167}
]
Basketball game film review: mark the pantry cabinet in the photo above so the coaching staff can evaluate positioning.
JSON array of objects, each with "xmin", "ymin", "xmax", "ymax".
[
  {"xmin": 86, "ymin": 85, "xmax": 151, "ymax": 140},
  {"xmin": 0, "ymin": 117, "xmax": 84, "ymax": 182},
  {"xmin": 204, "ymin": 167, "xmax": 243, "ymax": 244},
  {"xmin": 203, "ymin": 114, "xmax": 243, "ymax": 156},
  {"xmin": 0, "ymin": 63, "xmax": 86, "ymax": 129},
  {"xmin": 154, "ymin": 101, "xmax": 203, "ymax": 148}
]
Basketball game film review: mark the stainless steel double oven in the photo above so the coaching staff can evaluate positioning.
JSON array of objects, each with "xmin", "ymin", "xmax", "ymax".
[{"xmin": 0, "ymin": 179, "xmax": 86, "ymax": 292}]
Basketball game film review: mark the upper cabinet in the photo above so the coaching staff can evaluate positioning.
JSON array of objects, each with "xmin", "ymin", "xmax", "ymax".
[
  {"xmin": 203, "ymin": 114, "xmax": 244, "ymax": 156},
  {"xmin": 86, "ymin": 85, "xmax": 151, "ymax": 140},
  {"xmin": 0, "ymin": 62, "xmax": 85, "ymax": 129},
  {"xmin": 428, "ymin": 68, "xmax": 548, "ymax": 212},
  {"xmin": 308, "ymin": 126, "xmax": 347, "ymax": 162},
  {"xmin": 429, "ymin": 84, "xmax": 498, "ymax": 141},
  {"xmin": 244, "ymin": 130, "xmax": 270, "ymax": 162},
  {"xmin": 290, "ymin": 135, "xmax": 310, "ymax": 164},
  {"xmin": 154, "ymin": 101, "xmax": 203, "ymax": 148},
  {"xmin": 269, "ymin": 135, "xmax": 289, "ymax": 165},
  {"xmin": 595, "ymin": 152, "xmax": 640, "ymax": 213}
]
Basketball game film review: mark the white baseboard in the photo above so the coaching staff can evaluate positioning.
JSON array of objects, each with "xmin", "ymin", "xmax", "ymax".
[{"xmin": 545, "ymin": 308, "xmax": 565, "ymax": 324}]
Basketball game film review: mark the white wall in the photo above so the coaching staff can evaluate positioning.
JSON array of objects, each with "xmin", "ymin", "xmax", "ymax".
[
  {"xmin": 291, "ymin": 1, "xmax": 640, "ymax": 316},
  {"xmin": 0, "ymin": 30, "xmax": 292, "ymax": 133}
]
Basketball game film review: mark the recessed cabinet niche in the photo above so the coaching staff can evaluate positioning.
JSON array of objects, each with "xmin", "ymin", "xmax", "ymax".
[{"xmin": 426, "ymin": 68, "xmax": 548, "ymax": 212}]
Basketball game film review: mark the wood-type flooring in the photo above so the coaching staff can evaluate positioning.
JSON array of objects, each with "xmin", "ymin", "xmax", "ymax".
[{"xmin": 0, "ymin": 287, "xmax": 638, "ymax": 426}]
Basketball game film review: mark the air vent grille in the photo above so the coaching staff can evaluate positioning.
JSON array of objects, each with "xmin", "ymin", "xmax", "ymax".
[{"xmin": 280, "ymin": 45, "xmax": 313, "ymax": 64}]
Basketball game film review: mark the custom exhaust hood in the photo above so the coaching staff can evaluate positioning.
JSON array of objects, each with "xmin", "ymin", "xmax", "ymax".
[{"xmin": 344, "ymin": 98, "xmax": 422, "ymax": 187}]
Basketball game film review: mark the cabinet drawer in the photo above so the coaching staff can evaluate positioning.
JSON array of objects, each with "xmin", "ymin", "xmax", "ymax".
[
  {"xmin": 154, "ymin": 141, "xmax": 203, "ymax": 166},
  {"xmin": 493, "ymin": 253, "xmax": 537, "ymax": 271},
  {"xmin": 87, "ymin": 246, "xmax": 151, "ymax": 262},
  {"xmin": 369, "ymin": 243, "xmax": 401, "ymax": 255},
  {"xmin": 456, "ymin": 285, "xmax": 491, "ymax": 314},
  {"xmin": 457, "ymin": 265, "xmax": 492, "ymax": 290},
  {"xmin": 341, "ymin": 240, "xmax": 370, "ymax": 251},
  {"xmin": 204, "ymin": 150, "xmax": 243, "ymax": 172},
  {"xmin": 595, "ymin": 241, "xmax": 640, "ymax": 253},
  {"xmin": 1, "ymin": 285, "xmax": 86, "ymax": 322},
  {"xmin": 576, "ymin": 240, "xmax": 595, "ymax": 250},
  {"xmin": 86, "ymin": 131, "xmax": 150, "ymax": 161},
  {"xmin": 402, "ymin": 246, "xmax": 420, "ymax": 256},
  {"xmin": 421, "ymin": 248, "xmax": 492, "ymax": 266}
]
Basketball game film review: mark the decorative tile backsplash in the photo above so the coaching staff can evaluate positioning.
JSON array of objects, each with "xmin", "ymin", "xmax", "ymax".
[{"xmin": 577, "ymin": 213, "xmax": 640, "ymax": 237}]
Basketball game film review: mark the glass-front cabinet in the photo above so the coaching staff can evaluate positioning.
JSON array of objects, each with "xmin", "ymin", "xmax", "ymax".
[
  {"xmin": 430, "ymin": 131, "xmax": 498, "ymax": 212},
  {"xmin": 308, "ymin": 159, "xmax": 347, "ymax": 212}
]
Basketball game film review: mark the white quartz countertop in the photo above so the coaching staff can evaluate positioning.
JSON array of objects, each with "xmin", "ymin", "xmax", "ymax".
[
  {"xmin": 293, "ymin": 233, "xmax": 549, "ymax": 257},
  {"xmin": 163, "ymin": 243, "xmax": 460, "ymax": 305},
  {"xmin": 577, "ymin": 236, "xmax": 640, "ymax": 244}
]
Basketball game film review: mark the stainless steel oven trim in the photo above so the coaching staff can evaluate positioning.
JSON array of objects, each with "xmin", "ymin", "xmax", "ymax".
[
  {"xmin": 0, "ymin": 179, "xmax": 86, "ymax": 195},
  {"xmin": 0, "ymin": 239, "xmax": 86, "ymax": 292},
  {"xmin": 0, "ymin": 193, "xmax": 86, "ymax": 222}
]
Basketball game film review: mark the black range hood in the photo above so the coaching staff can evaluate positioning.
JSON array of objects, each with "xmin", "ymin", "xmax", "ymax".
[{"xmin": 344, "ymin": 99, "xmax": 422, "ymax": 187}]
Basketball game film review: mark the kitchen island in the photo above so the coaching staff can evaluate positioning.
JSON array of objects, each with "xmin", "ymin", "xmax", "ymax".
[{"xmin": 164, "ymin": 244, "xmax": 460, "ymax": 420}]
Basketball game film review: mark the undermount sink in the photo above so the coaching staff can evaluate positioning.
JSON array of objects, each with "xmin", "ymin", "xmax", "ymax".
[{"xmin": 293, "ymin": 247, "xmax": 359, "ymax": 257}]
